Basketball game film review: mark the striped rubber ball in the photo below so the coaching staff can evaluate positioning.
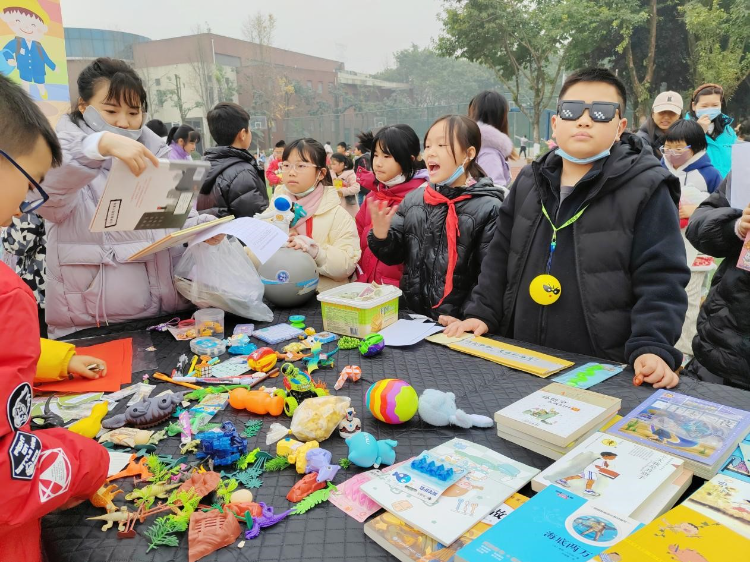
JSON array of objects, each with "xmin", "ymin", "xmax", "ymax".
[{"xmin": 365, "ymin": 379, "xmax": 419, "ymax": 424}]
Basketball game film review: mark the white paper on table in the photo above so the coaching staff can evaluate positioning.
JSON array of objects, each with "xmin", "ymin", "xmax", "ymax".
[
  {"xmin": 731, "ymin": 143, "xmax": 750, "ymax": 210},
  {"xmin": 378, "ymin": 319, "xmax": 444, "ymax": 346},
  {"xmin": 107, "ymin": 451, "xmax": 133, "ymax": 476},
  {"xmin": 188, "ymin": 217, "xmax": 287, "ymax": 264}
]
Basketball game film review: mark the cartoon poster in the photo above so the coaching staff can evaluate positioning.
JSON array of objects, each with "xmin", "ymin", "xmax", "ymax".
[{"xmin": 0, "ymin": 0, "xmax": 69, "ymax": 124}]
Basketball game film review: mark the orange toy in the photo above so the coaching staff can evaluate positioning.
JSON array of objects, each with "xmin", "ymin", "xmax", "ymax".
[
  {"xmin": 248, "ymin": 347, "xmax": 278, "ymax": 372},
  {"xmin": 106, "ymin": 454, "xmax": 153, "ymax": 482},
  {"xmin": 229, "ymin": 388, "xmax": 284, "ymax": 416}
]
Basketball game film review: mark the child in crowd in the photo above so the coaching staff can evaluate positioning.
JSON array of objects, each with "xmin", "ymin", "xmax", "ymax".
[
  {"xmin": 273, "ymin": 138, "xmax": 360, "ymax": 291},
  {"xmin": 329, "ymin": 152, "xmax": 360, "ymax": 217},
  {"xmin": 145, "ymin": 118, "xmax": 168, "ymax": 140},
  {"xmin": 166, "ymin": 124, "xmax": 200, "ymax": 161},
  {"xmin": 687, "ymin": 83, "xmax": 736, "ymax": 177},
  {"xmin": 468, "ymin": 90, "xmax": 514, "ymax": 187},
  {"xmin": 355, "ymin": 126, "xmax": 428, "ymax": 286},
  {"xmin": 198, "ymin": 102, "xmax": 268, "ymax": 217},
  {"xmin": 39, "ymin": 57, "xmax": 219, "ymax": 339},
  {"xmin": 444, "ymin": 68, "xmax": 690, "ymax": 389},
  {"xmin": 684, "ymin": 174, "xmax": 750, "ymax": 389},
  {"xmin": 265, "ymin": 140, "xmax": 285, "ymax": 187},
  {"xmin": 661, "ymin": 119, "xmax": 722, "ymax": 361},
  {"xmin": 0, "ymin": 73, "xmax": 109, "ymax": 562},
  {"xmin": 368, "ymin": 115, "xmax": 504, "ymax": 318}
]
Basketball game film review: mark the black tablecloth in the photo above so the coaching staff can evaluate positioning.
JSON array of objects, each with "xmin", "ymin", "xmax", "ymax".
[{"xmin": 41, "ymin": 303, "xmax": 750, "ymax": 562}]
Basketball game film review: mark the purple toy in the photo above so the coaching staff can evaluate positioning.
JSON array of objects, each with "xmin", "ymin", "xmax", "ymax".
[
  {"xmin": 102, "ymin": 391, "xmax": 188, "ymax": 429},
  {"xmin": 244, "ymin": 503, "xmax": 292, "ymax": 540},
  {"xmin": 305, "ymin": 448, "xmax": 340, "ymax": 482},
  {"xmin": 359, "ymin": 334, "xmax": 385, "ymax": 357}
]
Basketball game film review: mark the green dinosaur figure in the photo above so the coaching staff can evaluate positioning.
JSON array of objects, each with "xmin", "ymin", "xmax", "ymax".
[{"xmin": 125, "ymin": 482, "xmax": 181, "ymax": 509}]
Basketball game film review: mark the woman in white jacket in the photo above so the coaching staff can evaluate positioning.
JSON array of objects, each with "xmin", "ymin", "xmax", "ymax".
[{"xmin": 39, "ymin": 58, "xmax": 216, "ymax": 338}]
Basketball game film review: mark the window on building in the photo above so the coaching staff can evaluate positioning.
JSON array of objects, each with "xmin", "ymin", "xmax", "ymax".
[
  {"xmin": 328, "ymin": 82, "xmax": 334, "ymax": 92},
  {"xmin": 155, "ymin": 78, "xmax": 161, "ymax": 86},
  {"xmin": 307, "ymin": 80, "xmax": 313, "ymax": 90},
  {"xmin": 317, "ymin": 82, "xmax": 323, "ymax": 94}
]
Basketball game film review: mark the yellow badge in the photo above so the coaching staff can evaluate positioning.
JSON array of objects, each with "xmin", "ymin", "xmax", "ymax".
[{"xmin": 529, "ymin": 274, "xmax": 562, "ymax": 305}]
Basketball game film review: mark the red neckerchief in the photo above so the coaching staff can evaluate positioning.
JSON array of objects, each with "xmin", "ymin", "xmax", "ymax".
[{"xmin": 423, "ymin": 185, "xmax": 473, "ymax": 308}]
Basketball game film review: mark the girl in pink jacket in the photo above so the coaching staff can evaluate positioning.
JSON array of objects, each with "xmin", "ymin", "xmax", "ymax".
[{"xmin": 329, "ymin": 153, "xmax": 360, "ymax": 217}]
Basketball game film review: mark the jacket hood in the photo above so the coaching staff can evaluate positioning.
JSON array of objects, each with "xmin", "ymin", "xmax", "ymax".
[
  {"xmin": 477, "ymin": 121, "xmax": 513, "ymax": 157},
  {"xmin": 201, "ymin": 146, "xmax": 261, "ymax": 194},
  {"xmin": 663, "ymin": 150, "xmax": 713, "ymax": 174},
  {"xmin": 537, "ymin": 132, "xmax": 680, "ymax": 205},
  {"xmin": 432, "ymin": 175, "xmax": 505, "ymax": 201}
]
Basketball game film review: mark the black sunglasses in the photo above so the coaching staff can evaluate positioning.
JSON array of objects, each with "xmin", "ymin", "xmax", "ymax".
[
  {"xmin": 0, "ymin": 149, "xmax": 49, "ymax": 213},
  {"xmin": 557, "ymin": 100, "xmax": 622, "ymax": 123}
]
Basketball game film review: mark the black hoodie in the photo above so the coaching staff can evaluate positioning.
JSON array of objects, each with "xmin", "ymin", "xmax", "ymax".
[
  {"xmin": 197, "ymin": 146, "xmax": 268, "ymax": 218},
  {"xmin": 368, "ymin": 177, "xmax": 505, "ymax": 320},
  {"xmin": 464, "ymin": 133, "xmax": 690, "ymax": 369}
]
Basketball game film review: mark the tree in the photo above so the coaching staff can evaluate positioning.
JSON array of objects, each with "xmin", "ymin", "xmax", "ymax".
[
  {"xmin": 241, "ymin": 11, "xmax": 278, "ymax": 148},
  {"xmin": 214, "ymin": 65, "xmax": 237, "ymax": 103},
  {"xmin": 682, "ymin": 0, "xmax": 750, "ymax": 99},
  {"xmin": 160, "ymin": 74, "xmax": 202, "ymax": 123},
  {"xmin": 437, "ymin": 0, "xmax": 571, "ymax": 142}
]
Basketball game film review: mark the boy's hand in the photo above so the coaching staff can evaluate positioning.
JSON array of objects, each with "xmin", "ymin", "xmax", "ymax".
[
  {"xmin": 679, "ymin": 204, "xmax": 698, "ymax": 220},
  {"xmin": 696, "ymin": 114, "xmax": 712, "ymax": 133},
  {"xmin": 443, "ymin": 318, "xmax": 489, "ymax": 338},
  {"xmin": 738, "ymin": 204, "xmax": 750, "ymax": 239},
  {"xmin": 98, "ymin": 132, "xmax": 159, "ymax": 176},
  {"xmin": 370, "ymin": 201, "xmax": 397, "ymax": 240},
  {"xmin": 68, "ymin": 355, "xmax": 108, "ymax": 379},
  {"xmin": 634, "ymin": 353, "xmax": 679, "ymax": 389}
]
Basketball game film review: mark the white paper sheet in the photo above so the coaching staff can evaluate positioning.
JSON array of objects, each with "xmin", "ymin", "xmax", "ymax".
[
  {"xmin": 107, "ymin": 451, "xmax": 133, "ymax": 476},
  {"xmin": 378, "ymin": 319, "xmax": 444, "ymax": 346},
  {"xmin": 731, "ymin": 143, "xmax": 750, "ymax": 210},
  {"xmin": 188, "ymin": 217, "xmax": 287, "ymax": 264}
]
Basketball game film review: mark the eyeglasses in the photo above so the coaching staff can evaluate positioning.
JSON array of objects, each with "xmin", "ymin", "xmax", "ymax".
[
  {"xmin": 0, "ymin": 149, "xmax": 49, "ymax": 213},
  {"xmin": 279, "ymin": 162, "xmax": 318, "ymax": 173},
  {"xmin": 660, "ymin": 145, "xmax": 692, "ymax": 156},
  {"xmin": 557, "ymin": 100, "xmax": 622, "ymax": 123}
]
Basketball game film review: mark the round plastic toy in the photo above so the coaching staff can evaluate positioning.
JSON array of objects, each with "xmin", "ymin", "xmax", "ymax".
[
  {"xmin": 190, "ymin": 337, "xmax": 226, "ymax": 357},
  {"xmin": 289, "ymin": 315, "xmax": 306, "ymax": 329},
  {"xmin": 365, "ymin": 379, "xmax": 419, "ymax": 424},
  {"xmin": 248, "ymin": 347, "xmax": 278, "ymax": 372},
  {"xmin": 258, "ymin": 247, "xmax": 319, "ymax": 308},
  {"xmin": 529, "ymin": 274, "xmax": 562, "ymax": 305},
  {"xmin": 359, "ymin": 333, "xmax": 385, "ymax": 357}
]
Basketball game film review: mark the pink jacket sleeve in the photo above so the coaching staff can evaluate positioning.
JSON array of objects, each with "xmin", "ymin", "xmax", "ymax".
[{"xmin": 338, "ymin": 170, "xmax": 360, "ymax": 197}]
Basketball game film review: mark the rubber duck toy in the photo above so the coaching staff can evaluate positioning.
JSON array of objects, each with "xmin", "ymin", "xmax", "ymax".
[{"xmin": 68, "ymin": 402, "xmax": 109, "ymax": 438}]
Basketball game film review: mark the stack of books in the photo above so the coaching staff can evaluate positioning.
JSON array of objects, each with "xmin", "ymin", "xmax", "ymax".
[
  {"xmin": 606, "ymin": 390, "xmax": 750, "ymax": 479},
  {"xmin": 684, "ymin": 474, "xmax": 750, "ymax": 539},
  {"xmin": 532, "ymin": 432, "xmax": 692, "ymax": 523},
  {"xmin": 494, "ymin": 383, "xmax": 622, "ymax": 459}
]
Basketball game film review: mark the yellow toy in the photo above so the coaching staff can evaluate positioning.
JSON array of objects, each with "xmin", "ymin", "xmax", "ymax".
[
  {"xmin": 287, "ymin": 440, "xmax": 319, "ymax": 474},
  {"xmin": 304, "ymin": 327, "xmax": 316, "ymax": 336},
  {"xmin": 68, "ymin": 402, "xmax": 109, "ymax": 438},
  {"xmin": 276, "ymin": 436, "xmax": 303, "ymax": 459}
]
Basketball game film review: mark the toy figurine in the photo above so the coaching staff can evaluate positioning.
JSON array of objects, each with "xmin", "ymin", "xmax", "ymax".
[
  {"xmin": 286, "ymin": 472, "xmax": 325, "ymax": 502},
  {"xmin": 90, "ymin": 484, "xmax": 124, "ymax": 513},
  {"xmin": 335, "ymin": 366, "xmax": 362, "ymax": 391},
  {"xmin": 226, "ymin": 334, "xmax": 257, "ymax": 355},
  {"xmin": 125, "ymin": 482, "xmax": 181, "ymax": 509},
  {"xmin": 346, "ymin": 432, "xmax": 397, "ymax": 468},
  {"xmin": 302, "ymin": 342, "xmax": 339, "ymax": 375},
  {"xmin": 244, "ymin": 503, "xmax": 292, "ymax": 540},
  {"xmin": 288, "ymin": 440, "xmax": 319, "ymax": 474},
  {"xmin": 359, "ymin": 334, "xmax": 385, "ymax": 357},
  {"xmin": 229, "ymin": 388, "xmax": 284, "ymax": 416},
  {"xmin": 337, "ymin": 407, "xmax": 361, "ymax": 439},
  {"xmin": 173, "ymin": 354, "xmax": 190, "ymax": 377},
  {"xmin": 276, "ymin": 436, "xmax": 304, "ymax": 459},
  {"xmin": 196, "ymin": 422, "xmax": 247, "ymax": 466},
  {"xmin": 87, "ymin": 506, "xmax": 132, "ymax": 532},
  {"xmin": 305, "ymin": 449, "xmax": 340, "ymax": 482},
  {"xmin": 102, "ymin": 391, "xmax": 187, "ymax": 430},
  {"xmin": 274, "ymin": 363, "xmax": 328, "ymax": 416},
  {"xmin": 417, "ymin": 389, "xmax": 494, "ymax": 429},
  {"xmin": 68, "ymin": 402, "xmax": 109, "ymax": 438},
  {"xmin": 248, "ymin": 347, "xmax": 278, "ymax": 372}
]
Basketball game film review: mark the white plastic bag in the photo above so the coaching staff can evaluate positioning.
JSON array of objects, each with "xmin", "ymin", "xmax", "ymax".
[{"xmin": 174, "ymin": 237, "xmax": 273, "ymax": 321}]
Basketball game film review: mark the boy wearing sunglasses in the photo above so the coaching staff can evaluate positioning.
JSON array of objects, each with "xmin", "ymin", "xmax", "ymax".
[
  {"xmin": 444, "ymin": 68, "xmax": 689, "ymax": 390},
  {"xmin": 0, "ymin": 75, "xmax": 108, "ymax": 562}
]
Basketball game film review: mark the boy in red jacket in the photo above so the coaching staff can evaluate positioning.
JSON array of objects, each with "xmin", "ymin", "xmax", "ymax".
[{"xmin": 0, "ymin": 75, "xmax": 109, "ymax": 562}]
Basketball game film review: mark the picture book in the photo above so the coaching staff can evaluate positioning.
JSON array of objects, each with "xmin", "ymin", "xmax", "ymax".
[
  {"xmin": 455, "ymin": 486, "xmax": 642, "ymax": 562},
  {"xmin": 721, "ymin": 433, "xmax": 750, "ymax": 483},
  {"xmin": 685, "ymin": 475, "xmax": 750, "ymax": 539},
  {"xmin": 608, "ymin": 390, "xmax": 750, "ymax": 477},
  {"xmin": 591, "ymin": 504, "xmax": 750, "ymax": 562},
  {"xmin": 364, "ymin": 494, "xmax": 528, "ymax": 562},
  {"xmin": 127, "ymin": 215, "xmax": 234, "ymax": 261},
  {"xmin": 553, "ymin": 362, "xmax": 626, "ymax": 389},
  {"xmin": 386, "ymin": 451, "xmax": 469, "ymax": 505},
  {"xmin": 359, "ymin": 438, "xmax": 539, "ymax": 545},
  {"xmin": 533, "ymin": 432, "xmax": 683, "ymax": 522}
]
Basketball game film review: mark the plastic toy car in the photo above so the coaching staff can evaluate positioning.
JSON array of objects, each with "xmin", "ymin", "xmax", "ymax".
[{"xmin": 274, "ymin": 363, "xmax": 329, "ymax": 416}]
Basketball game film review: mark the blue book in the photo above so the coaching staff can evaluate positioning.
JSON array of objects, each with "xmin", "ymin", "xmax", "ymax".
[
  {"xmin": 553, "ymin": 363, "xmax": 625, "ymax": 389},
  {"xmin": 455, "ymin": 486, "xmax": 641, "ymax": 562}
]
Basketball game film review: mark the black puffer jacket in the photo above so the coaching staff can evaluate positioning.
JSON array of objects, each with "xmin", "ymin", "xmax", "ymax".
[
  {"xmin": 684, "ymin": 189, "xmax": 750, "ymax": 389},
  {"xmin": 197, "ymin": 146, "xmax": 268, "ymax": 218},
  {"xmin": 368, "ymin": 177, "xmax": 504, "ymax": 319},
  {"xmin": 464, "ymin": 133, "xmax": 690, "ymax": 368},
  {"xmin": 635, "ymin": 121, "xmax": 666, "ymax": 160}
]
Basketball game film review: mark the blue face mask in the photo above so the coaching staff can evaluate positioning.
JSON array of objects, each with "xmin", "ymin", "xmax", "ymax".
[
  {"xmin": 556, "ymin": 128, "xmax": 620, "ymax": 165},
  {"xmin": 695, "ymin": 107, "xmax": 721, "ymax": 121},
  {"xmin": 433, "ymin": 158, "xmax": 468, "ymax": 188}
]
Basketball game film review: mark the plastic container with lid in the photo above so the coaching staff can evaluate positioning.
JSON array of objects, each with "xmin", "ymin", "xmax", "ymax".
[
  {"xmin": 194, "ymin": 308, "xmax": 224, "ymax": 337},
  {"xmin": 317, "ymin": 283, "xmax": 402, "ymax": 337}
]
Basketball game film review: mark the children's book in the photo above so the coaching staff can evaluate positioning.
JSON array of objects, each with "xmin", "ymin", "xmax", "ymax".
[
  {"xmin": 532, "ymin": 432, "xmax": 683, "ymax": 523},
  {"xmin": 364, "ymin": 494, "xmax": 528, "ymax": 562},
  {"xmin": 455, "ymin": 486, "xmax": 642, "ymax": 562},
  {"xmin": 127, "ymin": 215, "xmax": 234, "ymax": 260},
  {"xmin": 495, "ymin": 383, "xmax": 621, "ymax": 447},
  {"xmin": 591, "ymin": 504, "xmax": 750, "ymax": 562},
  {"xmin": 721, "ymin": 433, "xmax": 750, "ymax": 483},
  {"xmin": 426, "ymin": 334, "xmax": 574, "ymax": 377},
  {"xmin": 552, "ymin": 362, "xmax": 626, "ymax": 389},
  {"xmin": 359, "ymin": 438, "xmax": 539, "ymax": 546},
  {"xmin": 738, "ymin": 231, "xmax": 750, "ymax": 272},
  {"xmin": 607, "ymin": 390, "xmax": 750, "ymax": 479},
  {"xmin": 685, "ymin": 474, "xmax": 750, "ymax": 539}
]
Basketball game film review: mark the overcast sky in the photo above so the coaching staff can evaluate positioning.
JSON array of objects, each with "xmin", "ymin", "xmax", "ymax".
[{"xmin": 60, "ymin": 0, "xmax": 445, "ymax": 74}]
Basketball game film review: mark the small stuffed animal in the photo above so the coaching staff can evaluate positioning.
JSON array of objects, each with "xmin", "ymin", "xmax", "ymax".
[{"xmin": 417, "ymin": 389, "xmax": 493, "ymax": 429}]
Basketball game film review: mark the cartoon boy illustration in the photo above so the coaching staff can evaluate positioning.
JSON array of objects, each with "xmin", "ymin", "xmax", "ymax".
[
  {"xmin": 1, "ymin": 0, "xmax": 56, "ymax": 99},
  {"xmin": 575, "ymin": 517, "xmax": 616, "ymax": 542},
  {"xmin": 555, "ymin": 451, "xmax": 617, "ymax": 497}
]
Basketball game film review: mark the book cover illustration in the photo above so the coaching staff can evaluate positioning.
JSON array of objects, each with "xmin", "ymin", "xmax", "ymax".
[
  {"xmin": 609, "ymin": 391, "xmax": 750, "ymax": 466},
  {"xmin": 592, "ymin": 504, "xmax": 748, "ymax": 562},
  {"xmin": 737, "ymin": 231, "xmax": 750, "ymax": 272},
  {"xmin": 455, "ymin": 486, "xmax": 641, "ymax": 562},
  {"xmin": 360, "ymin": 439, "xmax": 539, "ymax": 545},
  {"xmin": 329, "ymin": 459, "xmax": 411, "ymax": 522},
  {"xmin": 720, "ymin": 434, "xmax": 750, "ymax": 484},
  {"xmin": 553, "ymin": 363, "xmax": 625, "ymax": 389},
  {"xmin": 386, "ymin": 451, "xmax": 468, "ymax": 505},
  {"xmin": 536, "ymin": 433, "xmax": 682, "ymax": 519},
  {"xmin": 685, "ymin": 475, "xmax": 750, "ymax": 539},
  {"xmin": 498, "ymin": 391, "xmax": 606, "ymax": 437}
]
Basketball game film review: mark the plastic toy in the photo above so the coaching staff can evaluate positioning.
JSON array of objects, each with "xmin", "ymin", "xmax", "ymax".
[
  {"xmin": 337, "ymin": 407, "xmax": 361, "ymax": 438},
  {"xmin": 248, "ymin": 347, "xmax": 278, "ymax": 372},
  {"xmin": 287, "ymin": 472, "xmax": 325, "ymax": 502},
  {"xmin": 178, "ymin": 471, "xmax": 221, "ymax": 498},
  {"xmin": 359, "ymin": 333, "xmax": 385, "ymax": 357},
  {"xmin": 302, "ymin": 342, "xmax": 339, "ymax": 375},
  {"xmin": 304, "ymin": 327, "xmax": 316, "ymax": 336},
  {"xmin": 90, "ymin": 484, "xmax": 124, "ymax": 513},
  {"xmin": 225, "ymin": 501, "xmax": 262, "ymax": 519},
  {"xmin": 335, "ymin": 365, "xmax": 362, "ymax": 391},
  {"xmin": 102, "ymin": 391, "xmax": 187, "ymax": 430},
  {"xmin": 87, "ymin": 506, "xmax": 132, "ymax": 532},
  {"xmin": 275, "ymin": 349, "xmax": 310, "ymax": 362},
  {"xmin": 68, "ymin": 402, "xmax": 109, "ymax": 438},
  {"xmin": 228, "ymin": 388, "xmax": 284, "ymax": 416},
  {"xmin": 287, "ymin": 440, "xmax": 319, "ymax": 474},
  {"xmin": 196, "ymin": 422, "xmax": 247, "ymax": 466},
  {"xmin": 99, "ymin": 428, "xmax": 155, "ymax": 449},
  {"xmin": 125, "ymin": 482, "xmax": 181, "ymax": 509},
  {"xmin": 312, "ymin": 331, "xmax": 338, "ymax": 344},
  {"xmin": 410, "ymin": 454, "xmax": 462, "ymax": 482},
  {"xmin": 417, "ymin": 389, "xmax": 494, "ymax": 429},
  {"xmin": 346, "ymin": 432, "xmax": 398, "ymax": 468},
  {"xmin": 305, "ymin": 448, "xmax": 340, "ymax": 482},
  {"xmin": 258, "ymin": 247, "xmax": 319, "ymax": 307},
  {"xmin": 339, "ymin": 336, "xmax": 362, "ymax": 350},
  {"xmin": 365, "ymin": 379, "xmax": 419, "ymax": 424},
  {"xmin": 244, "ymin": 503, "xmax": 293, "ymax": 540},
  {"xmin": 225, "ymin": 334, "xmax": 257, "ymax": 355},
  {"xmin": 289, "ymin": 315, "xmax": 306, "ymax": 329},
  {"xmin": 290, "ymin": 482, "xmax": 337, "ymax": 515},
  {"xmin": 190, "ymin": 337, "xmax": 226, "ymax": 357},
  {"xmin": 188, "ymin": 509, "xmax": 241, "ymax": 562},
  {"xmin": 107, "ymin": 454, "xmax": 153, "ymax": 482},
  {"xmin": 275, "ymin": 363, "xmax": 329, "ymax": 416},
  {"xmin": 282, "ymin": 341, "xmax": 307, "ymax": 354},
  {"xmin": 194, "ymin": 355, "xmax": 213, "ymax": 377},
  {"xmin": 230, "ymin": 489, "xmax": 254, "ymax": 504}
]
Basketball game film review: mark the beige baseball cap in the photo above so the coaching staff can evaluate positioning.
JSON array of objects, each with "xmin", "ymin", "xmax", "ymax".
[{"xmin": 652, "ymin": 91, "xmax": 683, "ymax": 114}]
